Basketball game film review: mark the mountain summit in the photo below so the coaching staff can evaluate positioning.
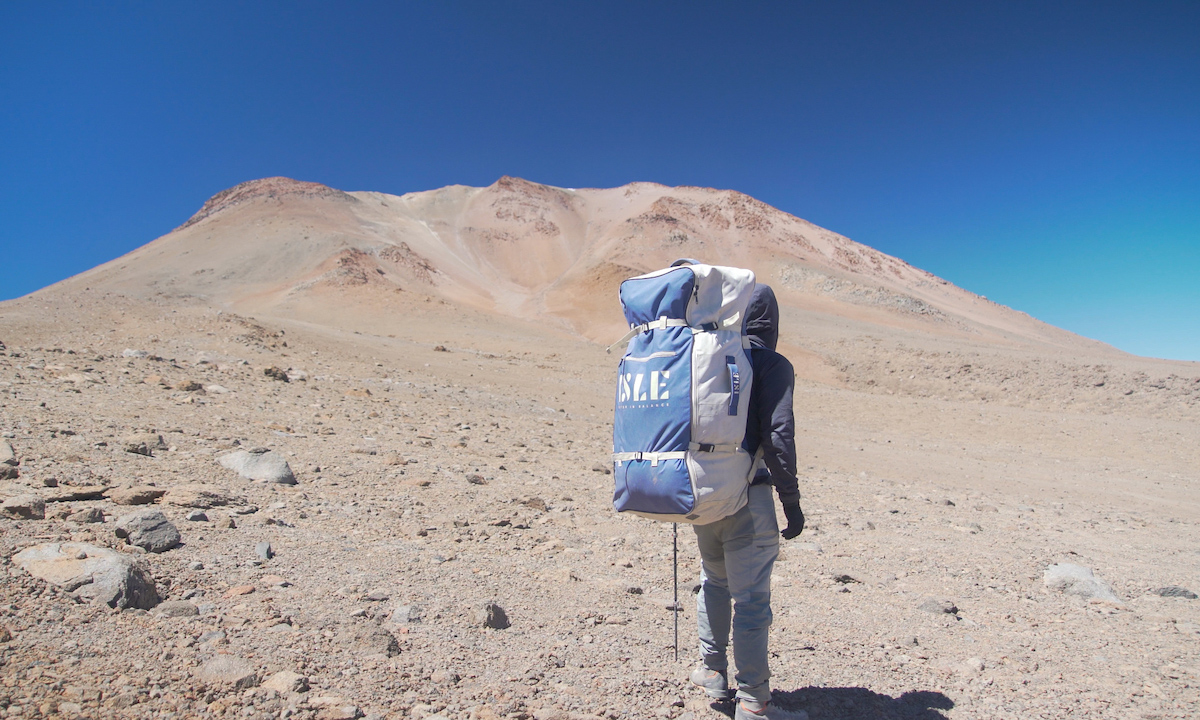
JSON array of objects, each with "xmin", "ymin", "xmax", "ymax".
[{"xmin": 55, "ymin": 176, "xmax": 1087, "ymax": 357}]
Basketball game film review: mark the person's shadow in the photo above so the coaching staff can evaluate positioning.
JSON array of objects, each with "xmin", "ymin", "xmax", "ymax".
[{"xmin": 711, "ymin": 687, "xmax": 954, "ymax": 719}]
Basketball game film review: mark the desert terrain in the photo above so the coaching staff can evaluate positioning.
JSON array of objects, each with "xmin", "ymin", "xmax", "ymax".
[{"xmin": 1, "ymin": 176, "xmax": 1198, "ymax": 720}]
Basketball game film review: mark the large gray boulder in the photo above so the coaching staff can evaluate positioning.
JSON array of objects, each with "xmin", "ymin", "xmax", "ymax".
[
  {"xmin": 12, "ymin": 543, "xmax": 160, "ymax": 609},
  {"xmin": 114, "ymin": 509, "xmax": 181, "ymax": 553},
  {"xmin": 218, "ymin": 448, "xmax": 296, "ymax": 484},
  {"xmin": 1044, "ymin": 563, "xmax": 1121, "ymax": 603}
]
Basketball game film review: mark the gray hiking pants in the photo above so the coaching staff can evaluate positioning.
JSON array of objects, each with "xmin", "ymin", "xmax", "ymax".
[{"xmin": 693, "ymin": 482, "xmax": 780, "ymax": 703}]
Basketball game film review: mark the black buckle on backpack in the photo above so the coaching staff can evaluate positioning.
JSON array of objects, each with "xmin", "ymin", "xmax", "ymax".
[{"xmin": 697, "ymin": 443, "xmax": 715, "ymax": 452}]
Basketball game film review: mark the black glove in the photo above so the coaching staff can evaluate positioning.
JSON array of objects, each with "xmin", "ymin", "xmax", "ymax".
[{"xmin": 781, "ymin": 503, "xmax": 805, "ymax": 539}]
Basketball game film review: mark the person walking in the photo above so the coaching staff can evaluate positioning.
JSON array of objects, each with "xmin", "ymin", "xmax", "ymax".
[{"xmin": 688, "ymin": 283, "xmax": 808, "ymax": 720}]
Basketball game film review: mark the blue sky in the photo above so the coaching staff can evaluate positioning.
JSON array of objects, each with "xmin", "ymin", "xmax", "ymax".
[{"xmin": 2, "ymin": 1, "xmax": 1197, "ymax": 361}]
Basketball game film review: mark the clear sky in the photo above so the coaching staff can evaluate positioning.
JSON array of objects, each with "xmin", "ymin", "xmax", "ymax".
[{"xmin": 2, "ymin": 1, "xmax": 1197, "ymax": 361}]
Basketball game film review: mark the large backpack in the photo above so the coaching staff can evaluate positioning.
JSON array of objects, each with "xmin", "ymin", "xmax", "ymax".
[{"xmin": 610, "ymin": 260, "xmax": 757, "ymax": 524}]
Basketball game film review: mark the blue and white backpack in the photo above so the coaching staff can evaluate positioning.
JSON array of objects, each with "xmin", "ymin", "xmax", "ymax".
[{"xmin": 609, "ymin": 260, "xmax": 758, "ymax": 524}]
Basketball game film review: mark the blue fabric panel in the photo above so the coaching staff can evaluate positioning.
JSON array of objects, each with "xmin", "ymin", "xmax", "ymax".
[
  {"xmin": 620, "ymin": 268, "xmax": 695, "ymax": 325},
  {"xmin": 613, "ymin": 327, "xmax": 692, "ymax": 453},
  {"xmin": 613, "ymin": 458, "xmax": 694, "ymax": 515}
]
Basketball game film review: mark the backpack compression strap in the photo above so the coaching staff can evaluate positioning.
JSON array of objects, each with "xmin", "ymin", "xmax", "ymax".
[
  {"xmin": 605, "ymin": 316, "xmax": 690, "ymax": 354},
  {"xmin": 612, "ymin": 442, "xmax": 743, "ymax": 466}
]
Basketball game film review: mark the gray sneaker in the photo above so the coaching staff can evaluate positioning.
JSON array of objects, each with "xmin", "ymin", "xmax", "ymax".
[
  {"xmin": 734, "ymin": 700, "xmax": 809, "ymax": 720},
  {"xmin": 688, "ymin": 666, "xmax": 732, "ymax": 700}
]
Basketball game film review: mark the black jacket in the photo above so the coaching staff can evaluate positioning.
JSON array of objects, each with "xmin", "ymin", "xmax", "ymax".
[{"xmin": 741, "ymin": 285, "xmax": 801, "ymax": 507}]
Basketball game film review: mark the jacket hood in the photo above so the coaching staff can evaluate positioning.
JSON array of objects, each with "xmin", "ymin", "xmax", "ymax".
[{"xmin": 745, "ymin": 283, "xmax": 779, "ymax": 351}]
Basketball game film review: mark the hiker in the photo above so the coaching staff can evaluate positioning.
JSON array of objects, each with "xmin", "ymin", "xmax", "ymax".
[{"xmin": 689, "ymin": 283, "xmax": 807, "ymax": 720}]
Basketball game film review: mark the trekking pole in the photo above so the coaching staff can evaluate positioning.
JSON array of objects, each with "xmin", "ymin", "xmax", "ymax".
[{"xmin": 673, "ymin": 521, "xmax": 679, "ymax": 662}]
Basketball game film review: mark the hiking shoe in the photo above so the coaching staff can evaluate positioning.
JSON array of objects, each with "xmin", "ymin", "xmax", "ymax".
[
  {"xmin": 689, "ymin": 666, "xmax": 732, "ymax": 700},
  {"xmin": 734, "ymin": 700, "xmax": 809, "ymax": 720}
]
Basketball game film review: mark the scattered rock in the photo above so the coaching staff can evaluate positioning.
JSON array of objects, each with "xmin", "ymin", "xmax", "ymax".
[
  {"xmin": 12, "ymin": 542, "xmax": 160, "ymax": 609},
  {"xmin": 466, "ymin": 473, "xmax": 487, "ymax": 485},
  {"xmin": 476, "ymin": 602, "xmax": 510, "ymax": 629},
  {"xmin": 114, "ymin": 509, "xmax": 181, "ymax": 553},
  {"xmin": 45, "ymin": 485, "xmax": 109, "ymax": 502},
  {"xmin": 591, "ymin": 463, "xmax": 611, "ymax": 475},
  {"xmin": 108, "ymin": 485, "xmax": 167, "ymax": 506},
  {"xmin": 193, "ymin": 655, "xmax": 258, "ymax": 689},
  {"xmin": 164, "ymin": 483, "xmax": 238, "ymax": 508},
  {"xmin": 359, "ymin": 627, "xmax": 401, "ymax": 656},
  {"xmin": 205, "ymin": 384, "xmax": 231, "ymax": 394},
  {"xmin": 256, "ymin": 541, "xmax": 274, "ymax": 560},
  {"xmin": 2, "ymin": 493, "xmax": 45, "ymax": 519},
  {"xmin": 1044, "ymin": 563, "xmax": 1121, "ymax": 603},
  {"xmin": 124, "ymin": 433, "xmax": 165, "ymax": 456},
  {"xmin": 0, "ymin": 440, "xmax": 16, "ymax": 466},
  {"xmin": 185, "ymin": 510, "xmax": 208, "ymax": 521},
  {"xmin": 261, "ymin": 670, "xmax": 309, "ymax": 694},
  {"xmin": 1156, "ymin": 586, "xmax": 1198, "ymax": 600},
  {"xmin": 155, "ymin": 600, "xmax": 199, "ymax": 618},
  {"xmin": 218, "ymin": 448, "xmax": 296, "ymax": 484},
  {"xmin": 263, "ymin": 366, "xmax": 289, "ymax": 382},
  {"xmin": 390, "ymin": 604, "xmax": 421, "ymax": 624},
  {"xmin": 67, "ymin": 507, "xmax": 105, "ymax": 524},
  {"xmin": 174, "ymin": 380, "xmax": 204, "ymax": 392},
  {"xmin": 918, "ymin": 597, "xmax": 959, "ymax": 615},
  {"xmin": 122, "ymin": 349, "xmax": 148, "ymax": 358},
  {"xmin": 0, "ymin": 464, "xmax": 17, "ymax": 480},
  {"xmin": 224, "ymin": 584, "xmax": 255, "ymax": 598}
]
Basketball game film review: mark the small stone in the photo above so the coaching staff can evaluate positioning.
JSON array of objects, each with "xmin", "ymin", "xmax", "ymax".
[
  {"xmin": 466, "ymin": 474, "xmax": 487, "ymax": 485},
  {"xmin": 122, "ymin": 349, "xmax": 148, "ymax": 358},
  {"xmin": 164, "ymin": 483, "xmax": 237, "ymax": 508},
  {"xmin": 0, "ymin": 440, "xmax": 17, "ymax": 466},
  {"xmin": 155, "ymin": 600, "xmax": 199, "ymax": 618},
  {"xmin": 390, "ymin": 604, "xmax": 421, "ymax": 624},
  {"xmin": 1044, "ymin": 563, "xmax": 1121, "ymax": 604},
  {"xmin": 206, "ymin": 384, "xmax": 231, "ymax": 394},
  {"xmin": 477, "ymin": 602, "xmax": 510, "ymax": 629},
  {"xmin": 185, "ymin": 510, "xmax": 208, "ymax": 522},
  {"xmin": 114, "ymin": 509, "xmax": 181, "ymax": 553},
  {"xmin": 263, "ymin": 367, "xmax": 289, "ymax": 382},
  {"xmin": 1156, "ymin": 586, "xmax": 1198, "ymax": 600},
  {"xmin": 359, "ymin": 627, "xmax": 401, "ymax": 656},
  {"xmin": 2, "ymin": 494, "xmax": 46, "ymax": 520},
  {"xmin": 218, "ymin": 449, "xmax": 296, "ymax": 484},
  {"xmin": 223, "ymin": 585, "xmax": 255, "ymax": 598},
  {"xmin": 124, "ymin": 433, "xmax": 165, "ymax": 456},
  {"xmin": 214, "ymin": 514, "xmax": 236, "ymax": 529},
  {"xmin": 194, "ymin": 655, "xmax": 258, "ymax": 689},
  {"xmin": 963, "ymin": 657, "xmax": 986, "ymax": 674},
  {"xmin": 256, "ymin": 542, "xmax": 274, "ymax": 560},
  {"xmin": 918, "ymin": 598, "xmax": 958, "ymax": 615},
  {"xmin": 175, "ymin": 380, "xmax": 204, "ymax": 392},
  {"xmin": 591, "ymin": 463, "xmax": 612, "ymax": 475},
  {"xmin": 261, "ymin": 670, "xmax": 308, "ymax": 694},
  {"xmin": 109, "ymin": 486, "xmax": 167, "ymax": 506},
  {"xmin": 67, "ymin": 507, "xmax": 105, "ymax": 524}
]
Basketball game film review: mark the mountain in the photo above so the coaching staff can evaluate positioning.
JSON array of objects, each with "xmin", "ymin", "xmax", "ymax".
[
  {"xmin": 17, "ymin": 176, "xmax": 1199, "ymax": 414},
  {"xmin": 53, "ymin": 175, "xmax": 1083, "ymax": 346}
]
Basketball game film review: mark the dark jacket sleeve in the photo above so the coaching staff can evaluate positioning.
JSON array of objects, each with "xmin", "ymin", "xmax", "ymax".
[{"xmin": 749, "ymin": 349, "xmax": 801, "ymax": 507}]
